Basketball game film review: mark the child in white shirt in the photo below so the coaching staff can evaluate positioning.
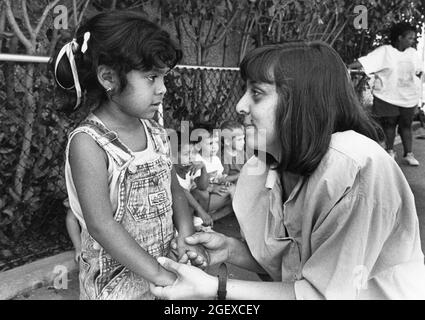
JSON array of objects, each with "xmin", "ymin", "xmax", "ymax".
[{"xmin": 191, "ymin": 123, "xmax": 234, "ymax": 220}]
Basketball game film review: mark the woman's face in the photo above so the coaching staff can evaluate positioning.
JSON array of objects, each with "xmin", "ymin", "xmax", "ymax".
[{"xmin": 236, "ymin": 80, "xmax": 279, "ymax": 156}]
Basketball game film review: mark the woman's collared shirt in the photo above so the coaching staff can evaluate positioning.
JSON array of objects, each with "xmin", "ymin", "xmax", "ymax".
[{"xmin": 233, "ymin": 130, "xmax": 425, "ymax": 299}]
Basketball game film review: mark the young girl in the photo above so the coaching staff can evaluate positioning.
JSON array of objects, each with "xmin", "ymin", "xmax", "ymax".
[{"xmin": 53, "ymin": 11, "xmax": 206, "ymax": 300}]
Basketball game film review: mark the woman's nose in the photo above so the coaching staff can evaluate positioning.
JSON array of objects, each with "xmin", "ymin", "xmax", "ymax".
[
  {"xmin": 156, "ymin": 78, "xmax": 167, "ymax": 95},
  {"xmin": 236, "ymin": 93, "xmax": 249, "ymax": 115}
]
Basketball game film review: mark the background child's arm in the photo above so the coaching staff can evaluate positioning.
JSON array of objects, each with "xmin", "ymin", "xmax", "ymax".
[
  {"xmin": 170, "ymin": 167, "xmax": 208, "ymax": 263},
  {"xmin": 183, "ymin": 189, "xmax": 213, "ymax": 227},
  {"xmin": 193, "ymin": 165, "xmax": 209, "ymax": 190},
  {"xmin": 69, "ymin": 133, "xmax": 175, "ymax": 286},
  {"xmin": 65, "ymin": 209, "xmax": 82, "ymax": 262},
  {"xmin": 224, "ymin": 172, "xmax": 240, "ymax": 183}
]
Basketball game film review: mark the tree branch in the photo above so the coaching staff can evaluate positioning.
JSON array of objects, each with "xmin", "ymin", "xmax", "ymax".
[
  {"xmin": 0, "ymin": 2, "xmax": 6, "ymax": 52},
  {"xmin": 205, "ymin": 8, "xmax": 239, "ymax": 49},
  {"xmin": 4, "ymin": 0, "xmax": 33, "ymax": 50},
  {"xmin": 330, "ymin": 21, "xmax": 347, "ymax": 47},
  {"xmin": 34, "ymin": 0, "xmax": 61, "ymax": 38},
  {"xmin": 73, "ymin": 0, "xmax": 78, "ymax": 28},
  {"xmin": 181, "ymin": 17, "xmax": 198, "ymax": 45},
  {"xmin": 204, "ymin": 19, "xmax": 215, "ymax": 46},
  {"xmin": 111, "ymin": 0, "xmax": 117, "ymax": 10},
  {"xmin": 21, "ymin": 0, "xmax": 34, "ymax": 38},
  {"xmin": 78, "ymin": 0, "xmax": 91, "ymax": 25}
]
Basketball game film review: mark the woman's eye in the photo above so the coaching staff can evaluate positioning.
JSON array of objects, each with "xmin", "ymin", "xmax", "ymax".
[{"xmin": 251, "ymin": 88, "xmax": 261, "ymax": 97}]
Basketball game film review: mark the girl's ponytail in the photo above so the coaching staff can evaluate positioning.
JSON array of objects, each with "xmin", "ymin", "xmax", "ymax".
[{"xmin": 52, "ymin": 32, "xmax": 91, "ymax": 111}]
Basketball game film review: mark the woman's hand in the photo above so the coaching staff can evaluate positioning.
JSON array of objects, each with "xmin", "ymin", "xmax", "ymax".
[
  {"xmin": 175, "ymin": 234, "xmax": 209, "ymax": 269},
  {"xmin": 171, "ymin": 231, "xmax": 231, "ymax": 267},
  {"xmin": 150, "ymin": 257, "xmax": 218, "ymax": 300}
]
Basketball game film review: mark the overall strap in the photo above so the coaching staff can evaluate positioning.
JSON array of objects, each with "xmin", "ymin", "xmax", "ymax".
[
  {"xmin": 144, "ymin": 119, "xmax": 171, "ymax": 157},
  {"xmin": 69, "ymin": 119, "xmax": 134, "ymax": 169}
]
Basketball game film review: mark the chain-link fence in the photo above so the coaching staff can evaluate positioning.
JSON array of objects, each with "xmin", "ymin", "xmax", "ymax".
[
  {"xmin": 0, "ymin": 55, "xmax": 372, "ymax": 272},
  {"xmin": 0, "ymin": 58, "xmax": 244, "ymax": 272}
]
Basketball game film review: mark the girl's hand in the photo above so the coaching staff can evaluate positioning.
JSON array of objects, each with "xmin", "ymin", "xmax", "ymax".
[
  {"xmin": 150, "ymin": 257, "xmax": 218, "ymax": 300},
  {"xmin": 197, "ymin": 208, "xmax": 214, "ymax": 227},
  {"xmin": 74, "ymin": 250, "xmax": 81, "ymax": 263},
  {"xmin": 189, "ymin": 161, "xmax": 205, "ymax": 175}
]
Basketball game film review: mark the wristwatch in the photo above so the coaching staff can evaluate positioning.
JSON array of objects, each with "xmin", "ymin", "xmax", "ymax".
[{"xmin": 217, "ymin": 263, "xmax": 228, "ymax": 300}]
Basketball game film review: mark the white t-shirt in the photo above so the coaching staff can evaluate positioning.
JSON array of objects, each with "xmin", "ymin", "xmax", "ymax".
[
  {"xmin": 194, "ymin": 153, "xmax": 224, "ymax": 183},
  {"xmin": 358, "ymin": 45, "xmax": 423, "ymax": 107},
  {"xmin": 176, "ymin": 170, "xmax": 201, "ymax": 191}
]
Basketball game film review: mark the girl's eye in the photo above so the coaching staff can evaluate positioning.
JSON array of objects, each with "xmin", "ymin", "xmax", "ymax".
[{"xmin": 146, "ymin": 75, "xmax": 156, "ymax": 82}]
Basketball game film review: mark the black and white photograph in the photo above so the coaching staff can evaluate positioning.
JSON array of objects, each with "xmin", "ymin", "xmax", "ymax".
[{"xmin": 0, "ymin": 0, "xmax": 425, "ymax": 307}]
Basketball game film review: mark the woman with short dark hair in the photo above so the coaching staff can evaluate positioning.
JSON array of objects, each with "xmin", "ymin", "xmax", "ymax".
[{"xmin": 150, "ymin": 41, "xmax": 425, "ymax": 300}]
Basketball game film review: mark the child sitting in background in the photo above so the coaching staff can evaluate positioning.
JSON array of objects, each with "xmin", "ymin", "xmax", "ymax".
[
  {"xmin": 173, "ymin": 134, "xmax": 213, "ymax": 228},
  {"xmin": 220, "ymin": 120, "xmax": 246, "ymax": 194},
  {"xmin": 191, "ymin": 123, "xmax": 234, "ymax": 220}
]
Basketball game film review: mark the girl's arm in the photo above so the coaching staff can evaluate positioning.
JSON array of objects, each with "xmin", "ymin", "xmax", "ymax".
[
  {"xmin": 183, "ymin": 189, "xmax": 213, "ymax": 226},
  {"xmin": 65, "ymin": 210, "xmax": 82, "ymax": 261},
  {"xmin": 69, "ymin": 133, "xmax": 175, "ymax": 286}
]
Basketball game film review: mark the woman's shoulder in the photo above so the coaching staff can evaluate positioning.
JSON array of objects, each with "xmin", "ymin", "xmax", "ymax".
[{"xmin": 322, "ymin": 130, "xmax": 399, "ymax": 179}]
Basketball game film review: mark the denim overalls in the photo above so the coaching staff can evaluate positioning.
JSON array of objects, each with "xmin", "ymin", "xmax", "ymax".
[{"xmin": 68, "ymin": 117, "xmax": 174, "ymax": 300}]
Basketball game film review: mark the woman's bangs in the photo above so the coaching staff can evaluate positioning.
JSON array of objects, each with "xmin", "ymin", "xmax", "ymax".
[{"xmin": 240, "ymin": 49, "xmax": 277, "ymax": 84}]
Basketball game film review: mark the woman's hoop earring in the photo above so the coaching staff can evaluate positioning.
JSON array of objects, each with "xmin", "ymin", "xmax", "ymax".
[{"xmin": 106, "ymin": 87, "xmax": 112, "ymax": 93}]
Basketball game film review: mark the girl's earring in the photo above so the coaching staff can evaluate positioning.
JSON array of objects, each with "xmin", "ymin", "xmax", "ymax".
[{"xmin": 106, "ymin": 87, "xmax": 112, "ymax": 93}]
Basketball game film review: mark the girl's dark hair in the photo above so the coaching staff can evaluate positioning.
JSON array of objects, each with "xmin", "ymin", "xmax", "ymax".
[
  {"xmin": 389, "ymin": 22, "xmax": 417, "ymax": 47},
  {"xmin": 51, "ymin": 10, "xmax": 182, "ymax": 113},
  {"xmin": 240, "ymin": 41, "xmax": 380, "ymax": 176}
]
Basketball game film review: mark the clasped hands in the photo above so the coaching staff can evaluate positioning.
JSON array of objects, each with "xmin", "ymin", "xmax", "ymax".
[{"xmin": 150, "ymin": 230, "xmax": 230, "ymax": 300}]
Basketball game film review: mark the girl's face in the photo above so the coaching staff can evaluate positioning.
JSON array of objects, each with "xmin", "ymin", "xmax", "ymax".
[
  {"xmin": 236, "ymin": 80, "xmax": 279, "ymax": 156},
  {"xmin": 398, "ymin": 31, "xmax": 416, "ymax": 50},
  {"xmin": 115, "ymin": 68, "xmax": 169, "ymax": 119}
]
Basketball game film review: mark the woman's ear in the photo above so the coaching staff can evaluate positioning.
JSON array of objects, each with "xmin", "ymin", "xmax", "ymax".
[{"xmin": 97, "ymin": 65, "xmax": 119, "ymax": 92}]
